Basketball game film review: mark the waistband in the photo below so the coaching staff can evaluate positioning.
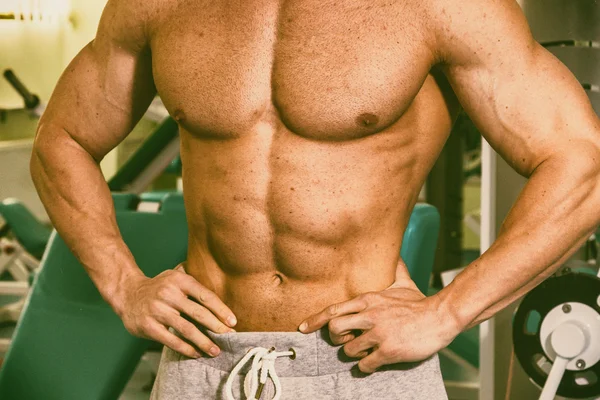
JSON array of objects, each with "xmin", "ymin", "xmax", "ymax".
[{"xmin": 195, "ymin": 327, "xmax": 358, "ymax": 377}]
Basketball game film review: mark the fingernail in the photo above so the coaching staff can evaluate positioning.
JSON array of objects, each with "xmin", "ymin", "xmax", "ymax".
[
  {"xmin": 299, "ymin": 322, "xmax": 308, "ymax": 332},
  {"xmin": 227, "ymin": 316, "xmax": 237, "ymax": 327},
  {"xmin": 194, "ymin": 352, "xmax": 202, "ymax": 358},
  {"xmin": 209, "ymin": 346, "xmax": 220, "ymax": 357},
  {"xmin": 229, "ymin": 329, "xmax": 236, "ymax": 333}
]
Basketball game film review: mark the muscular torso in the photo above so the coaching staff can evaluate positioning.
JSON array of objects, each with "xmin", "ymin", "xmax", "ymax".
[{"xmin": 148, "ymin": 0, "xmax": 457, "ymax": 331}]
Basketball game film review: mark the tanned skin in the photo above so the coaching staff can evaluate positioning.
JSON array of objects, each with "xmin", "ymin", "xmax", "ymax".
[{"xmin": 31, "ymin": 0, "xmax": 600, "ymax": 373}]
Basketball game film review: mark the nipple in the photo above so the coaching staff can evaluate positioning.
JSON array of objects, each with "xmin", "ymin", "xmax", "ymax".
[
  {"xmin": 356, "ymin": 113, "xmax": 379, "ymax": 127},
  {"xmin": 173, "ymin": 109, "xmax": 186, "ymax": 123}
]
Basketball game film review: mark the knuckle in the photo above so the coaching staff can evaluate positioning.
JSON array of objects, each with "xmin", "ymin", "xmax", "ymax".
[
  {"xmin": 167, "ymin": 278, "xmax": 182, "ymax": 291},
  {"xmin": 363, "ymin": 311, "xmax": 378, "ymax": 330},
  {"xmin": 123, "ymin": 320, "xmax": 137, "ymax": 334},
  {"xmin": 329, "ymin": 332, "xmax": 340, "ymax": 345},
  {"xmin": 180, "ymin": 320, "xmax": 199, "ymax": 336},
  {"xmin": 379, "ymin": 347, "xmax": 391, "ymax": 358},
  {"xmin": 343, "ymin": 344, "xmax": 356, "ymax": 358},
  {"xmin": 173, "ymin": 343, "xmax": 191, "ymax": 357},
  {"xmin": 198, "ymin": 289, "xmax": 214, "ymax": 304},
  {"xmin": 157, "ymin": 286, "xmax": 171, "ymax": 299},
  {"xmin": 140, "ymin": 317, "xmax": 154, "ymax": 332},
  {"xmin": 173, "ymin": 271, "xmax": 188, "ymax": 285},
  {"xmin": 342, "ymin": 332, "xmax": 356, "ymax": 343},
  {"xmin": 358, "ymin": 362, "xmax": 373, "ymax": 374},
  {"xmin": 380, "ymin": 344, "xmax": 398, "ymax": 359},
  {"xmin": 199, "ymin": 342, "xmax": 215, "ymax": 353},
  {"xmin": 361, "ymin": 311, "xmax": 375, "ymax": 327},
  {"xmin": 362, "ymin": 292, "xmax": 378, "ymax": 303},
  {"xmin": 193, "ymin": 309, "xmax": 212, "ymax": 325},
  {"xmin": 328, "ymin": 319, "xmax": 342, "ymax": 333},
  {"xmin": 149, "ymin": 300, "xmax": 163, "ymax": 314},
  {"xmin": 166, "ymin": 271, "xmax": 181, "ymax": 284},
  {"xmin": 327, "ymin": 304, "xmax": 339, "ymax": 317},
  {"xmin": 159, "ymin": 270, "xmax": 176, "ymax": 281},
  {"xmin": 179, "ymin": 325, "xmax": 194, "ymax": 337},
  {"xmin": 332, "ymin": 331, "xmax": 353, "ymax": 346}
]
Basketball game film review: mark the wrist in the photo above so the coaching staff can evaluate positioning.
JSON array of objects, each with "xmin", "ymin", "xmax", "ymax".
[
  {"xmin": 431, "ymin": 289, "xmax": 468, "ymax": 341},
  {"xmin": 100, "ymin": 266, "xmax": 147, "ymax": 317}
]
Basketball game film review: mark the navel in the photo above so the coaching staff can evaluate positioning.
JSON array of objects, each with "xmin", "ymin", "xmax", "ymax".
[
  {"xmin": 272, "ymin": 273, "xmax": 284, "ymax": 286},
  {"xmin": 356, "ymin": 112, "xmax": 379, "ymax": 127}
]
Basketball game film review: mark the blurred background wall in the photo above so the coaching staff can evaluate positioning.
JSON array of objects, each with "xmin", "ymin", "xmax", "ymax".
[{"xmin": 0, "ymin": 0, "xmax": 156, "ymax": 220}]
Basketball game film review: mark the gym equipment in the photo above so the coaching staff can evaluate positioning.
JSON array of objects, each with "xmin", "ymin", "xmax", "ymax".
[
  {"xmin": 508, "ymin": 2, "xmax": 600, "ymax": 399},
  {"xmin": 521, "ymin": 0, "xmax": 600, "ymax": 114},
  {"xmin": 402, "ymin": 204, "xmax": 441, "ymax": 293},
  {"xmin": 3, "ymin": 69, "xmax": 45, "ymax": 118},
  {"xmin": 476, "ymin": 2, "xmax": 600, "ymax": 399},
  {"xmin": 0, "ymin": 193, "xmax": 188, "ymax": 399},
  {"xmin": 513, "ymin": 269, "xmax": 600, "ymax": 399},
  {"xmin": 0, "ymin": 199, "xmax": 51, "ymax": 326},
  {"xmin": 0, "ymin": 198, "xmax": 51, "ymax": 261},
  {"xmin": 108, "ymin": 117, "xmax": 179, "ymax": 194},
  {"xmin": 0, "ymin": 195, "xmax": 439, "ymax": 400}
]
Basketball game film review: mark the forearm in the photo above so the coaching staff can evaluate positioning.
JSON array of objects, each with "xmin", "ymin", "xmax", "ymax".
[
  {"xmin": 31, "ymin": 123, "xmax": 144, "ymax": 314},
  {"xmin": 436, "ymin": 143, "xmax": 600, "ymax": 331}
]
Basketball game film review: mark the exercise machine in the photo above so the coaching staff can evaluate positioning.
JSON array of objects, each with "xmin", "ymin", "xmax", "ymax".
[
  {"xmin": 0, "ymin": 198, "xmax": 51, "ymax": 328},
  {"xmin": 0, "ymin": 71, "xmax": 53, "ymax": 329},
  {"xmin": 512, "ymin": 240, "xmax": 600, "ymax": 400}
]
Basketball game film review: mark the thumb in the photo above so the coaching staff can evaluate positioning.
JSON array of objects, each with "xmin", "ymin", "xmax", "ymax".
[{"xmin": 386, "ymin": 259, "xmax": 415, "ymax": 289}]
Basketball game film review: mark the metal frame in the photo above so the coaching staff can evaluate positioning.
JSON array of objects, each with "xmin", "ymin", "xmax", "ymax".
[
  {"xmin": 442, "ymin": 348, "xmax": 481, "ymax": 400},
  {"xmin": 479, "ymin": 139, "xmax": 497, "ymax": 400},
  {"xmin": 124, "ymin": 137, "xmax": 181, "ymax": 195}
]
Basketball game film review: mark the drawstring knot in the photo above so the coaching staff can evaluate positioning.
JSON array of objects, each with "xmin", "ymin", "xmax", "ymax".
[{"xmin": 224, "ymin": 346, "xmax": 296, "ymax": 400}]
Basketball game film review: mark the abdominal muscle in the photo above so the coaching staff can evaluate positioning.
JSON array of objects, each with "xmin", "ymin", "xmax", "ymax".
[
  {"xmin": 177, "ymin": 78, "xmax": 452, "ymax": 332},
  {"xmin": 179, "ymin": 124, "xmax": 427, "ymax": 332}
]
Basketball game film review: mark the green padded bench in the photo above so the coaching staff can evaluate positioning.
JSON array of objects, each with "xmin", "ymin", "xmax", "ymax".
[
  {"xmin": 0, "ymin": 199, "xmax": 52, "ymax": 260},
  {"xmin": 402, "ymin": 203, "xmax": 441, "ymax": 294},
  {"xmin": 0, "ymin": 196, "xmax": 438, "ymax": 400},
  {"xmin": 108, "ymin": 118, "xmax": 179, "ymax": 192}
]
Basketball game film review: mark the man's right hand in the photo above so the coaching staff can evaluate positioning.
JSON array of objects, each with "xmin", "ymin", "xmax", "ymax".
[{"xmin": 116, "ymin": 267, "xmax": 237, "ymax": 359}]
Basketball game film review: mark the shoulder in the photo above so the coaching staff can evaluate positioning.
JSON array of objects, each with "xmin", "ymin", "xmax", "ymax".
[
  {"xmin": 420, "ymin": 0, "xmax": 534, "ymax": 65},
  {"xmin": 95, "ymin": 0, "xmax": 162, "ymax": 53}
]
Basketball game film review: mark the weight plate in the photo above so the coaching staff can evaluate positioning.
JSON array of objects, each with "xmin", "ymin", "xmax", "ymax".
[{"xmin": 513, "ymin": 272, "xmax": 600, "ymax": 398}]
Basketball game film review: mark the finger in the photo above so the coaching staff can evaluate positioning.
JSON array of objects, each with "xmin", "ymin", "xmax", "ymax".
[
  {"xmin": 161, "ymin": 313, "xmax": 221, "ymax": 357},
  {"xmin": 357, "ymin": 349, "xmax": 385, "ymax": 374},
  {"xmin": 177, "ymin": 274, "xmax": 237, "ymax": 328},
  {"xmin": 344, "ymin": 331, "xmax": 378, "ymax": 359},
  {"xmin": 299, "ymin": 297, "xmax": 368, "ymax": 333},
  {"xmin": 178, "ymin": 298, "xmax": 234, "ymax": 334},
  {"xmin": 149, "ymin": 322, "xmax": 202, "ymax": 359},
  {"xmin": 330, "ymin": 331, "xmax": 356, "ymax": 346},
  {"xmin": 328, "ymin": 314, "xmax": 373, "ymax": 344}
]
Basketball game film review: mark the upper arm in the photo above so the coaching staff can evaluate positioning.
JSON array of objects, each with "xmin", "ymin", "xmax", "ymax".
[
  {"xmin": 36, "ymin": 0, "xmax": 156, "ymax": 161},
  {"xmin": 429, "ymin": 0, "xmax": 600, "ymax": 176}
]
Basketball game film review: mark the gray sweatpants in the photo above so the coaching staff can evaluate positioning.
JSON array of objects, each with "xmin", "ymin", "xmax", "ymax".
[{"xmin": 150, "ymin": 328, "xmax": 448, "ymax": 400}]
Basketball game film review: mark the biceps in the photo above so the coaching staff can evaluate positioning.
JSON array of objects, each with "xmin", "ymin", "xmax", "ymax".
[
  {"xmin": 38, "ymin": 40, "xmax": 156, "ymax": 161},
  {"xmin": 447, "ymin": 45, "xmax": 598, "ymax": 176}
]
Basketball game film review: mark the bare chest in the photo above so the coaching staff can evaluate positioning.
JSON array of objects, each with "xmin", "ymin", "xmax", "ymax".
[{"xmin": 149, "ymin": 0, "xmax": 434, "ymax": 140}]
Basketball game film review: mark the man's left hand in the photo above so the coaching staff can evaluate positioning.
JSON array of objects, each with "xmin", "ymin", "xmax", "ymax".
[{"xmin": 298, "ymin": 283, "xmax": 460, "ymax": 373}]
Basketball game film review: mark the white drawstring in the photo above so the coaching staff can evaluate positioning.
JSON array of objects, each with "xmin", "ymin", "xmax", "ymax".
[{"xmin": 224, "ymin": 347, "xmax": 295, "ymax": 400}]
